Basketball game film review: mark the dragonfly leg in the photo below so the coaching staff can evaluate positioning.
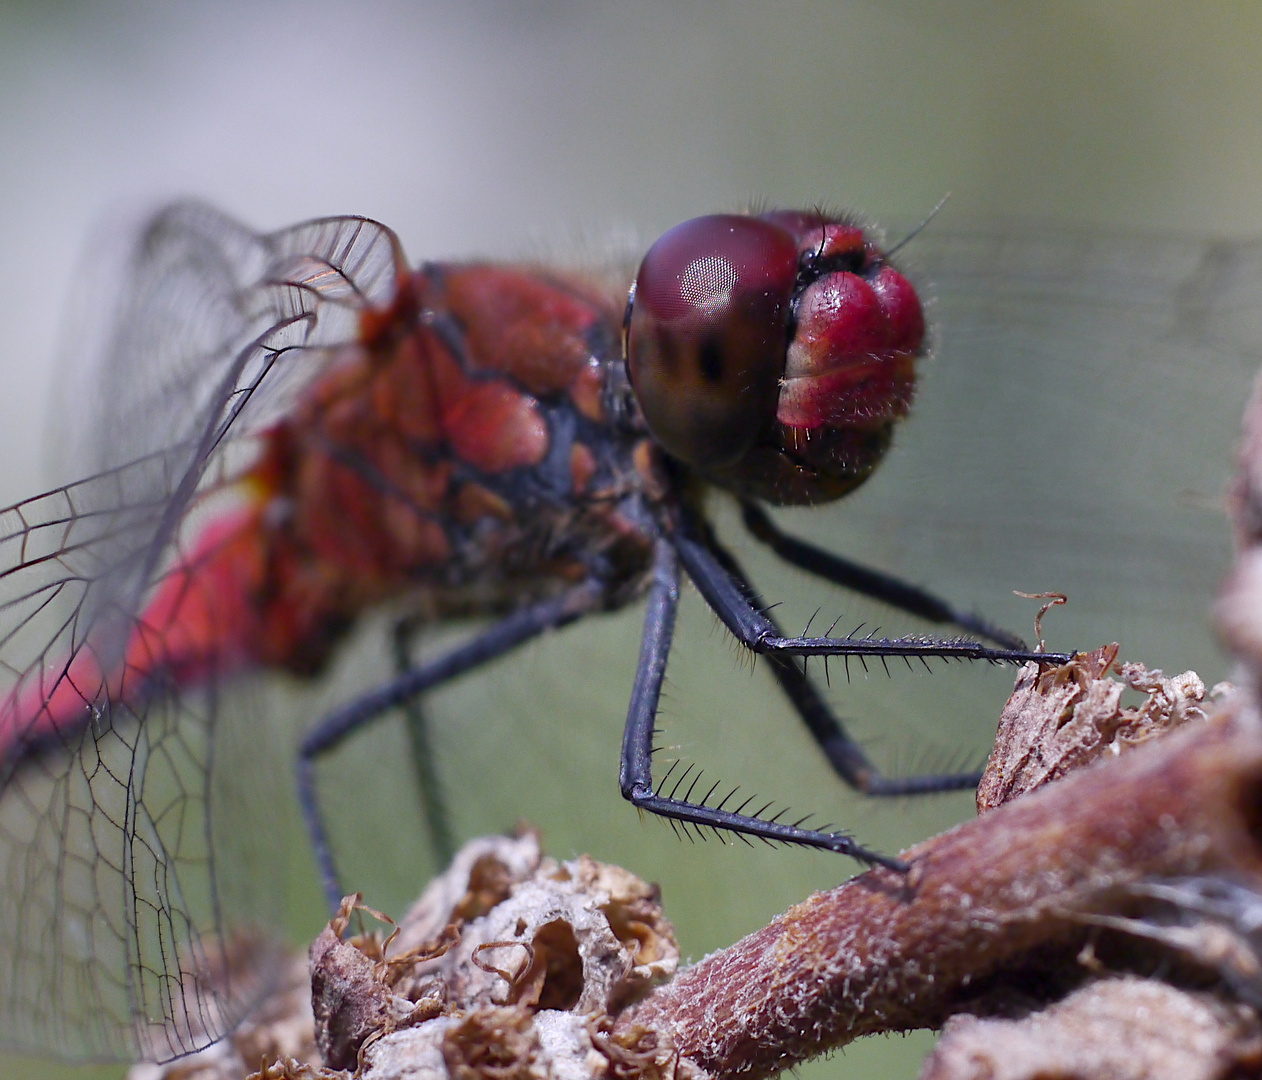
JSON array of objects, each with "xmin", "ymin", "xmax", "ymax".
[
  {"xmin": 619, "ymin": 536, "xmax": 907, "ymax": 871},
  {"xmin": 298, "ymin": 580, "xmax": 605, "ymax": 912},
  {"xmin": 766, "ymin": 642, "xmax": 985, "ymax": 797},
  {"xmin": 675, "ymin": 520, "xmax": 1070, "ymax": 795},
  {"xmin": 673, "ymin": 519, "xmax": 1073, "ymax": 667},
  {"xmin": 707, "ymin": 532, "xmax": 983, "ymax": 795},
  {"xmin": 391, "ymin": 617, "xmax": 456, "ymax": 870},
  {"xmin": 739, "ymin": 500, "xmax": 1028, "ymax": 650}
]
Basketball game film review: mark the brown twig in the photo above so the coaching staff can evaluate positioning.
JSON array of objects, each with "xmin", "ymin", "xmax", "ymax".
[
  {"xmin": 616, "ymin": 689, "xmax": 1262, "ymax": 1079},
  {"xmin": 139, "ymin": 352, "xmax": 1262, "ymax": 1079},
  {"xmin": 145, "ymin": 676, "xmax": 1262, "ymax": 1080},
  {"xmin": 613, "ymin": 360, "xmax": 1262, "ymax": 1080}
]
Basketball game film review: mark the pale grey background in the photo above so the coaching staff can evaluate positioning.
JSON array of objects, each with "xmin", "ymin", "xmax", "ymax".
[{"xmin": 2, "ymin": 3, "xmax": 1261, "ymax": 1077}]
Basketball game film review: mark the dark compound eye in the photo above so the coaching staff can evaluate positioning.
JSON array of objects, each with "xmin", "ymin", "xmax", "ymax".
[{"xmin": 625, "ymin": 214, "xmax": 798, "ymax": 470}]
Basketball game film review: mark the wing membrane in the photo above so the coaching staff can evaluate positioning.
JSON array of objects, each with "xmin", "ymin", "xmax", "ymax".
[
  {"xmin": 1, "ymin": 213, "xmax": 1260, "ymax": 1064},
  {"xmin": 0, "ymin": 205, "xmax": 406, "ymax": 1060},
  {"xmin": 795, "ymin": 226, "xmax": 1262, "ymax": 654}
]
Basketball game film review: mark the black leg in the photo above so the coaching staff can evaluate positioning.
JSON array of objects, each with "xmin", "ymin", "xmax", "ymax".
[
  {"xmin": 740, "ymin": 501, "xmax": 1029, "ymax": 650},
  {"xmin": 703, "ymin": 530, "xmax": 984, "ymax": 798},
  {"xmin": 298, "ymin": 580, "xmax": 604, "ymax": 912},
  {"xmin": 619, "ymin": 537, "xmax": 906, "ymax": 871},
  {"xmin": 392, "ymin": 618, "xmax": 456, "ymax": 869},
  {"xmin": 674, "ymin": 522, "xmax": 1074, "ymax": 666}
]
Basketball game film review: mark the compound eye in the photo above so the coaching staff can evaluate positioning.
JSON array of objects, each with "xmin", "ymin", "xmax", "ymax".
[{"xmin": 626, "ymin": 214, "xmax": 798, "ymax": 470}]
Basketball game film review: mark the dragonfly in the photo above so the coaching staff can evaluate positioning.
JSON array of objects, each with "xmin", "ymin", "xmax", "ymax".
[{"xmin": 0, "ymin": 202, "xmax": 1256, "ymax": 1065}]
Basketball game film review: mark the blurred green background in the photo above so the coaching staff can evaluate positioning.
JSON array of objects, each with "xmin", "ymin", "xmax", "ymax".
[{"xmin": 2, "ymin": 2, "xmax": 1262, "ymax": 1078}]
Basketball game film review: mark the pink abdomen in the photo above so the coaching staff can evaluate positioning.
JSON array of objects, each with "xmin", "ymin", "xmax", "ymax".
[{"xmin": 0, "ymin": 506, "xmax": 271, "ymax": 767}]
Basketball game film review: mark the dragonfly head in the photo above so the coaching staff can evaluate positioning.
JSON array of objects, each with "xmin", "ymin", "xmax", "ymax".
[{"xmin": 624, "ymin": 210, "xmax": 925, "ymax": 505}]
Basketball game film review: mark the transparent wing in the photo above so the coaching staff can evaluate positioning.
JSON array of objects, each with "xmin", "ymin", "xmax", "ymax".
[
  {"xmin": 770, "ymin": 226, "xmax": 1262, "ymax": 690},
  {"xmin": 59, "ymin": 201, "xmax": 406, "ymax": 478},
  {"xmin": 0, "ymin": 204, "xmax": 407, "ymax": 1060},
  {"xmin": 2, "ymin": 212, "xmax": 1260, "ymax": 1066}
]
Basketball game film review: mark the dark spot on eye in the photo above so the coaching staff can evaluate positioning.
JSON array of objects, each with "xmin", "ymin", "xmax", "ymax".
[
  {"xmin": 654, "ymin": 326, "xmax": 680, "ymax": 373},
  {"xmin": 698, "ymin": 338, "xmax": 724, "ymax": 383}
]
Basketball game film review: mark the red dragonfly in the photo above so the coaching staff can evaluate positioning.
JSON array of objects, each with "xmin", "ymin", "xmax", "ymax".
[{"xmin": 0, "ymin": 203, "xmax": 1251, "ymax": 1064}]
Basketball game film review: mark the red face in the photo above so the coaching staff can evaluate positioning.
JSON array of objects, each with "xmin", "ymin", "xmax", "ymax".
[{"xmin": 624, "ymin": 211, "xmax": 925, "ymax": 504}]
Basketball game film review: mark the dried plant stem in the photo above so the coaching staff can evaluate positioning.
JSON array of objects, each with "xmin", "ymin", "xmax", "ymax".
[{"xmin": 618, "ymin": 695, "xmax": 1262, "ymax": 1080}]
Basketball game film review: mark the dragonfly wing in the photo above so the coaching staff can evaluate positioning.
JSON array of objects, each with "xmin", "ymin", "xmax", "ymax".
[
  {"xmin": 0, "ymin": 680, "xmax": 283, "ymax": 1061},
  {"xmin": 784, "ymin": 227, "xmax": 1262, "ymax": 663},
  {"xmin": 60, "ymin": 202, "xmax": 407, "ymax": 479},
  {"xmin": 0, "ymin": 206, "xmax": 408, "ymax": 1061},
  {"xmin": 899, "ymin": 228, "xmax": 1262, "ymax": 515}
]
